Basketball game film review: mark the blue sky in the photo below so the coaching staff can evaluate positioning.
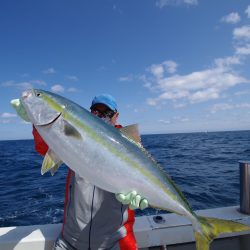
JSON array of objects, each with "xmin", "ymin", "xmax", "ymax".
[{"xmin": 1, "ymin": 0, "xmax": 250, "ymax": 140}]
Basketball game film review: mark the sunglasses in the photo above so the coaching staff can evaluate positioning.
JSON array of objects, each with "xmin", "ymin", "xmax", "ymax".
[{"xmin": 91, "ymin": 107, "xmax": 116, "ymax": 119}]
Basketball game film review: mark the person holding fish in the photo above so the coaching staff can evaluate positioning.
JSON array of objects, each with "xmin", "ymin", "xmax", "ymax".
[
  {"xmin": 12, "ymin": 89, "xmax": 250, "ymax": 250},
  {"xmin": 32, "ymin": 94, "xmax": 149, "ymax": 250}
]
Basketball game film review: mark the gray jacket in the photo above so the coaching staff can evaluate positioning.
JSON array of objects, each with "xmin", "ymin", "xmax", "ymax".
[{"xmin": 62, "ymin": 169, "xmax": 132, "ymax": 250}]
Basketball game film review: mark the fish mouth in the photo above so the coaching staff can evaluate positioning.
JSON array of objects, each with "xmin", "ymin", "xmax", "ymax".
[{"xmin": 35, "ymin": 112, "xmax": 62, "ymax": 127}]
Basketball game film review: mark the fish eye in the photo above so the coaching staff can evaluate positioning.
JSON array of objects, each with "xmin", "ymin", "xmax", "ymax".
[{"xmin": 36, "ymin": 92, "xmax": 42, "ymax": 97}]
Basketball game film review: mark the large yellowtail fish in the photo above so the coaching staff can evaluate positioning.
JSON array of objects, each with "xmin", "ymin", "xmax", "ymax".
[{"xmin": 12, "ymin": 89, "xmax": 250, "ymax": 250}]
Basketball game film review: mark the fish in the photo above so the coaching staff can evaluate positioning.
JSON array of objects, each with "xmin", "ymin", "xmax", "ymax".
[{"xmin": 12, "ymin": 89, "xmax": 250, "ymax": 250}]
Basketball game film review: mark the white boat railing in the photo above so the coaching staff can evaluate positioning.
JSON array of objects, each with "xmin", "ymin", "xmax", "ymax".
[{"xmin": 0, "ymin": 206, "xmax": 250, "ymax": 250}]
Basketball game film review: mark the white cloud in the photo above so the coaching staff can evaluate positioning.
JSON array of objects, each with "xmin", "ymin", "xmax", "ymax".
[
  {"xmin": 1, "ymin": 81, "xmax": 33, "ymax": 89},
  {"xmin": 1, "ymin": 81, "xmax": 14, "ymax": 87},
  {"xmin": 156, "ymin": 0, "xmax": 198, "ymax": 8},
  {"xmin": 66, "ymin": 75, "xmax": 79, "ymax": 81},
  {"xmin": 235, "ymin": 44, "xmax": 250, "ymax": 55},
  {"xmin": 221, "ymin": 12, "xmax": 241, "ymax": 24},
  {"xmin": 30, "ymin": 80, "xmax": 47, "ymax": 86},
  {"xmin": 144, "ymin": 56, "xmax": 249, "ymax": 106},
  {"xmin": 245, "ymin": 5, "xmax": 250, "ymax": 18},
  {"xmin": 183, "ymin": 0, "xmax": 197, "ymax": 4},
  {"xmin": 214, "ymin": 56, "xmax": 242, "ymax": 68},
  {"xmin": 0, "ymin": 113, "xmax": 17, "ymax": 123},
  {"xmin": 119, "ymin": 75, "xmax": 133, "ymax": 82},
  {"xmin": 1, "ymin": 112, "xmax": 17, "ymax": 118},
  {"xmin": 149, "ymin": 64, "xmax": 165, "ymax": 78},
  {"xmin": 211, "ymin": 102, "xmax": 250, "ymax": 113},
  {"xmin": 235, "ymin": 89, "xmax": 250, "ymax": 96},
  {"xmin": 233, "ymin": 25, "xmax": 250, "ymax": 40},
  {"xmin": 143, "ymin": 21, "xmax": 250, "ymax": 107},
  {"xmin": 147, "ymin": 98, "xmax": 158, "ymax": 106},
  {"xmin": 210, "ymin": 103, "xmax": 233, "ymax": 113},
  {"xmin": 97, "ymin": 66, "xmax": 106, "ymax": 71},
  {"xmin": 1, "ymin": 119, "xmax": 11, "ymax": 124},
  {"xmin": 18, "ymin": 82, "xmax": 33, "ymax": 89},
  {"xmin": 159, "ymin": 119, "xmax": 171, "ymax": 124},
  {"xmin": 51, "ymin": 84, "xmax": 64, "ymax": 93},
  {"xmin": 179, "ymin": 117, "xmax": 189, "ymax": 122},
  {"xmin": 163, "ymin": 60, "xmax": 178, "ymax": 74},
  {"xmin": 148, "ymin": 60, "xmax": 178, "ymax": 79},
  {"xmin": 68, "ymin": 87, "xmax": 78, "ymax": 92},
  {"xmin": 21, "ymin": 73, "xmax": 29, "ymax": 78},
  {"xmin": 173, "ymin": 103, "xmax": 186, "ymax": 108},
  {"xmin": 1, "ymin": 80, "xmax": 47, "ymax": 89},
  {"xmin": 233, "ymin": 25, "xmax": 250, "ymax": 59},
  {"xmin": 43, "ymin": 67, "xmax": 56, "ymax": 74},
  {"xmin": 189, "ymin": 88, "xmax": 219, "ymax": 103},
  {"xmin": 112, "ymin": 4, "xmax": 123, "ymax": 14}
]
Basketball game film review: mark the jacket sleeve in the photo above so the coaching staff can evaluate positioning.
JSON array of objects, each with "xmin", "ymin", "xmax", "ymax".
[
  {"xmin": 115, "ymin": 124, "xmax": 122, "ymax": 129},
  {"xmin": 32, "ymin": 125, "xmax": 49, "ymax": 156}
]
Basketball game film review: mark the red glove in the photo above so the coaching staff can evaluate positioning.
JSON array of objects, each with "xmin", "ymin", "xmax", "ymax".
[{"xmin": 32, "ymin": 125, "xmax": 48, "ymax": 156}]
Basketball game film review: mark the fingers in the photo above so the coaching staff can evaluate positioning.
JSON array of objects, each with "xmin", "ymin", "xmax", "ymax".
[
  {"xmin": 115, "ymin": 193, "xmax": 129, "ymax": 204},
  {"xmin": 129, "ymin": 194, "xmax": 141, "ymax": 210},
  {"xmin": 115, "ymin": 191, "xmax": 137, "ymax": 205},
  {"xmin": 116, "ymin": 191, "xmax": 149, "ymax": 210},
  {"xmin": 139, "ymin": 199, "xmax": 149, "ymax": 210}
]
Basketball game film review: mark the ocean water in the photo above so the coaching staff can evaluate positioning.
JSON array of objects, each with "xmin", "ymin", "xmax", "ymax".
[{"xmin": 0, "ymin": 130, "xmax": 250, "ymax": 227}]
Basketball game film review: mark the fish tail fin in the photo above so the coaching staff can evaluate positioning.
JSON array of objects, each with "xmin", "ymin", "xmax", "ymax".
[{"xmin": 194, "ymin": 216, "xmax": 250, "ymax": 250}]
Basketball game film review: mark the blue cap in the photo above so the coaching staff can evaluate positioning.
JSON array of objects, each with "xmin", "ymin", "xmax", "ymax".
[{"xmin": 91, "ymin": 94, "xmax": 118, "ymax": 111}]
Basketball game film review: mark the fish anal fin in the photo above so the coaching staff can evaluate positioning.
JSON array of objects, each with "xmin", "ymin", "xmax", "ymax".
[{"xmin": 41, "ymin": 149, "xmax": 63, "ymax": 175}]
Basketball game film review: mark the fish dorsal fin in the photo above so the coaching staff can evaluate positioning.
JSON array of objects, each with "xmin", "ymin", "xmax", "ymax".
[
  {"xmin": 120, "ymin": 124, "xmax": 158, "ymax": 165},
  {"xmin": 63, "ymin": 119, "xmax": 82, "ymax": 139},
  {"xmin": 41, "ymin": 149, "xmax": 63, "ymax": 176},
  {"xmin": 120, "ymin": 124, "xmax": 141, "ymax": 144}
]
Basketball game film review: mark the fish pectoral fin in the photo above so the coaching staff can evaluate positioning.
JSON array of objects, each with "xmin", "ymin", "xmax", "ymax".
[
  {"xmin": 63, "ymin": 119, "xmax": 82, "ymax": 139},
  {"xmin": 50, "ymin": 162, "xmax": 63, "ymax": 176},
  {"xmin": 120, "ymin": 124, "xmax": 141, "ymax": 144},
  {"xmin": 41, "ymin": 149, "xmax": 63, "ymax": 176}
]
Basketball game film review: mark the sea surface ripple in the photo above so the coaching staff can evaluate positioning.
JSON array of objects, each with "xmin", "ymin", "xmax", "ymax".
[{"xmin": 0, "ymin": 130, "xmax": 250, "ymax": 226}]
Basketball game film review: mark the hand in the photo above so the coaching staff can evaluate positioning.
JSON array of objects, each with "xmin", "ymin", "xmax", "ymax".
[{"xmin": 115, "ymin": 191, "xmax": 149, "ymax": 210}]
